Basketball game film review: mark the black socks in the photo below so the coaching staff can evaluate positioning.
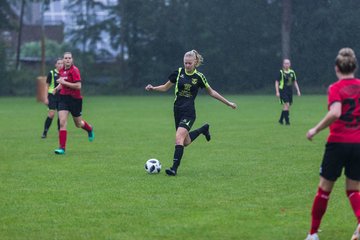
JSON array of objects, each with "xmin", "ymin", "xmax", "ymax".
[
  {"xmin": 279, "ymin": 110, "xmax": 290, "ymax": 125},
  {"xmin": 284, "ymin": 110, "xmax": 290, "ymax": 124},
  {"xmin": 189, "ymin": 124, "xmax": 210, "ymax": 142},
  {"xmin": 171, "ymin": 145, "xmax": 184, "ymax": 171},
  {"xmin": 43, "ymin": 117, "xmax": 53, "ymax": 133}
]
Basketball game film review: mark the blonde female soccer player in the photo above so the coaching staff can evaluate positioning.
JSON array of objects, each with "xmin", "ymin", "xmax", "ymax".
[{"xmin": 145, "ymin": 50, "xmax": 237, "ymax": 176}]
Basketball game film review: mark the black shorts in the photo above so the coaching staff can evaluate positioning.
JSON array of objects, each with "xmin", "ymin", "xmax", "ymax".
[
  {"xmin": 58, "ymin": 95, "xmax": 82, "ymax": 117},
  {"xmin": 174, "ymin": 109, "xmax": 195, "ymax": 131},
  {"xmin": 47, "ymin": 93, "xmax": 60, "ymax": 110},
  {"xmin": 320, "ymin": 142, "xmax": 360, "ymax": 181},
  {"xmin": 279, "ymin": 91, "xmax": 293, "ymax": 105}
]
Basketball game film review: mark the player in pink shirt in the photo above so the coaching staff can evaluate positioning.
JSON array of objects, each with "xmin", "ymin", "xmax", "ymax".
[
  {"xmin": 305, "ymin": 48, "xmax": 360, "ymax": 240},
  {"xmin": 53, "ymin": 52, "xmax": 94, "ymax": 155}
]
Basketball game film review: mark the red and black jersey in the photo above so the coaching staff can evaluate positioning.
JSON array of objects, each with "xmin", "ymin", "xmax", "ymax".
[
  {"xmin": 327, "ymin": 78, "xmax": 360, "ymax": 143},
  {"xmin": 59, "ymin": 65, "xmax": 82, "ymax": 99}
]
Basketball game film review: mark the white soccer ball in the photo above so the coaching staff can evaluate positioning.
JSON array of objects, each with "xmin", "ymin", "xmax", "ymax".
[{"xmin": 144, "ymin": 159, "xmax": 161, "ymax": 174}]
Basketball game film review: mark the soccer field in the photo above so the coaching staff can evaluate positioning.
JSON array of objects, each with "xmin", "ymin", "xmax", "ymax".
[{"xmin": 0, "ymin": 95, "xmax": 356, "ymax": 239}]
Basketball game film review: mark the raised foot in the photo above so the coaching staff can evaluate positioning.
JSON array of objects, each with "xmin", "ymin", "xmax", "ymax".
[{"xmin": 203, "ymin": 124, "xmax": 211, "ymax": 142}]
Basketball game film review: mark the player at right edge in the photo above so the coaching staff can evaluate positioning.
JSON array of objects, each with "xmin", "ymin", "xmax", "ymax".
[{"xmin": 305, "ymin": 48, "xmax": 360, "ymax": 240}]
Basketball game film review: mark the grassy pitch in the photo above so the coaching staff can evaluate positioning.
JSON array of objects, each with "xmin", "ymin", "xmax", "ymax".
[{"xmin": 0, "ymin": 95, "xmax": 356, "ymax": 239}]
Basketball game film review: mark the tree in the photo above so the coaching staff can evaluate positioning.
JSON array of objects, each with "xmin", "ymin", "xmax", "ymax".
[
  {"xmin": 0, "ymin": 0, "xmax": 17, "ymax": 30},
  {"xmin": 20, "ymin": 39, "xmax": 71, "ymax": 59},
  {"xmin": 15, "ymin": 0, "xmax": 25, "ymax": 70},
  {"xmin": 65, "ymin": 0, "xmax": 108, "ymax": 53},
  {"xmin": 0, "ymin": 0, "xmax": 18, "ymax": 94},
  {"xmin": 281, "ymin": 0, "xmax": 292, "ymax": 59}
]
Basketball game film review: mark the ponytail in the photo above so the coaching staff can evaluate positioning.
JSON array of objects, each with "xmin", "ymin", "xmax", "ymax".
[{"xmin": 184, "ymin": 50, "xmax": 204, "ymax": 67}]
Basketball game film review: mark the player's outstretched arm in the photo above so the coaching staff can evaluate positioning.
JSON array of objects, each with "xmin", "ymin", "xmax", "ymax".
[
  {"xmin": 206, "ymin": 86, "xmax": 237, "ymax": 109},
  {"xmin": 306, "ymin": 102, "xmax": 341, "ymax": 141},
  {"xmin": 145, "ymin": 81, "xmax": 173, "ymax": 92}
]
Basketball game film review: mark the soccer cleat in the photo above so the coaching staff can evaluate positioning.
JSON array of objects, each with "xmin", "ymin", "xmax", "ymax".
[
  {"xmin": 41, "ymin": 132, "xmax": 47, "ymax": 139},
  {"xmin": 165, "ymin": 168, "xmax": 177, "ymax": 176},
  {"xmin": 278, "ymin": 120, "xmax": 283, "ymax": 125},
  {"xmin": 203, "ymin": 124, "xmax": 211, "ymax": 141},
  {"xmin": 305, "ymin": 233, "xmax": 319, "ymax": 240},
  {"xmin": 88, "ymin": 127, "xmax": 95, "ymax": 142},
  {"xmin": 54, "ymin": 148, "xmax": 65, "ymax": 155},
  {"xmin": 351, "ymin": 224, "xmax": 360, "ymax": 240},
  {"xmin": 285, "ymin": 122, "xmax": 290, "ymax": 126}
]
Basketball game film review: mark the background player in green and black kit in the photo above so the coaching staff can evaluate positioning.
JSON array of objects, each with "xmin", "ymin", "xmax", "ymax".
[
  {"xmin": 275, "ymin": 59, "xmax": 301, "ymax": 125},
  {"xmin": 41, "ymin": 58, "xmax": 63, "ymax": 138},
  {"xmin": 145, "ymin": 50, "xmax": 237, "ymax": 176}
]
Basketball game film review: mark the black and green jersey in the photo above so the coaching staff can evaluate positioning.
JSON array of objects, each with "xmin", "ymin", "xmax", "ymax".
[
  {"xmin": 46, "ymin": 69, "xmax": 60, "ymax": 93},
  {"xmin": 169, "ymin": 67, "xmax": 210, "ymax": 114},
  {"xmin": 278, "ymin": 69, "xmax": 297, "ymax": 92}
]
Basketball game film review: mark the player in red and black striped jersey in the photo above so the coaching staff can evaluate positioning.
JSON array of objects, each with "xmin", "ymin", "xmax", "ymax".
[
  {"xmin": 53, "ymin": 52, "xmax": 94, "ymax": 155},
  {"xmin": 145, "ymin": 50, "xmax": 237, "ymax": 176},
  {"xmin": 305, "ymin": 48, "xmax": 360, "ymax": 240},
  {"xmin": 275, "ymin": 59, "xmax": 301, "ymax": 125}
]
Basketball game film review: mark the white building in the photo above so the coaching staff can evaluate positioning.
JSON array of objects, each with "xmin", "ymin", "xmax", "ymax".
[{"xmin": 10, "ymin": 0, "xmax": 119, "ymax": 57}]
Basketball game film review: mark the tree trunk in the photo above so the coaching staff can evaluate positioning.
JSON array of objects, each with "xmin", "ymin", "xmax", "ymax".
[
  {"xmin": 41, "ymin": 1, "xmax": 46, "ymax": 76},
  {"xmin": 15, "ymin": 0, "xmax": 25, "ymax": 70},
  {"xmin": 281, "ymin": 0, "xmax": 291, "ymax": 59}
]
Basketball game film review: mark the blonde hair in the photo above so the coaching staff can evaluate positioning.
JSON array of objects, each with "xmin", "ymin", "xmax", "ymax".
[
  {"xmin": 184, "ymin": 50, "xmax": 203, "ymax": 67},
  {"xmin": 335, "ymin": 48, "xmax": 357, "ymax": 74}
]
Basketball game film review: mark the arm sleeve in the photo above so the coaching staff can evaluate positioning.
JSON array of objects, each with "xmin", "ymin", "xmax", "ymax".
[
  {"xmin": 327, "ymin": 84, "xmax": 341, "ymax": 109},
  {"xmin": 168, "ymin": 69, "xmax": 179, "ymax": 84},
  {"xmin": 46, "ymin": 71, "xmax": 52, "ymax": 84},
  {"xmin": 293, "ymin": 70, "xmax": 297, "ymax": 81},
  {"xmin": 276, "ymin": 71, "xmax": 282, "ymax": 81},
  {"xmin": 198, "ymin": 73, "xmax": 210, "ymax": 89},
  {"xmin": 72, "ymin": 67, "xmax": 81, "ymax": 82}
]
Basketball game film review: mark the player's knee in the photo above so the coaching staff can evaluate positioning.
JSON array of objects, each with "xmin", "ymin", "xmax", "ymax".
[
  {"xmin": 48, "ymin": 111, "xmax": 55, "ymax": 118},
  {"xmin": 183, "ymin": 140, "xmax": 191, "ymax": 147},
  {"xmin": 59, "ymin": 122, "xmax": 67, "ymax": 129},
  {"xmin": 175, "ymin": 134, "xmax": 186, "ymax": 145},
  {"xmin": 175, "ymin": 139, "xmax": 183, "ymax": 145}
]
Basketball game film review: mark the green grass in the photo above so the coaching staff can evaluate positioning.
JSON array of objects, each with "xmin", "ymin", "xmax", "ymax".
[{"xmin": 0, "ymin": 95, "xmax": 357, "ymax": 239}]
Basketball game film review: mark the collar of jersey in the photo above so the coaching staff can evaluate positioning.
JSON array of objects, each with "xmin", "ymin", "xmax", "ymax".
[
  {"xmin": 185, "ymin": 69, "xmax": 197, "ymax": 76},
  {"xmin": 64, "ymin": 65, "xmax": 73, "ymax": 71},
  {"xmin": 282, "ymin": 68, "xmax": 291, "ymax": 73}
]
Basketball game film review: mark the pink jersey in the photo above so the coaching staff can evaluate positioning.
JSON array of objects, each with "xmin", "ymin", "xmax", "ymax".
[
  {"xmin": 327, "ymin": 78, "xmax": 360, "ymax": 143},
  {"xmin": 59, "ymin": 65, "xmax": 82, "ymax": 99}
]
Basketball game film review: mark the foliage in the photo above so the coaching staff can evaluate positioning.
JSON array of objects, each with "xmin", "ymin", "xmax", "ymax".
[
  {"xmin": 102, "ymin": 0, "xmax": 360, "ymax": 92},
  {"xmin": 0, "ymin": 40, "xmax": 10, "ymax": 95},
  {"xmin": 291, "ymin": 0, "xmax": 360, "ymax": 88},
  {"xmin": 64, "ymin": 0, "xmax": 109, "ymax": 53},
  {"xmin": 20, "ymin": 39, "xmax": 72, "ymax": 60},
  {"xmin": 0, "ymin": 0, "xmax": 17, "ymax": 30},
  {"xmin": 3, "ymin": 0, "xmax": 360, "ymax": 95}
]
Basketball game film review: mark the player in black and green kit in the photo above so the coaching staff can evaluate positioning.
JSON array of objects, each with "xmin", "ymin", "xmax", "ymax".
[
  {"xmin": 275, "ymin": 59, "xmax": 301, "ymax": 125},
  {"xmin": 41, "ymin": 58, "xmax": 63, "ymax": 138},
  {"xmin": 145, "ymin": 50, "xmax": 237, "ymax": 176}
]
